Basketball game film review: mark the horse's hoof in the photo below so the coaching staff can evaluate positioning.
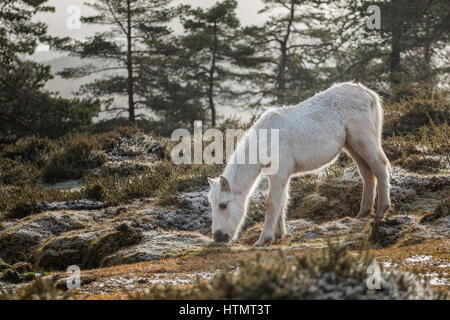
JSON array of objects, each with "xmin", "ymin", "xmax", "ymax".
[
  {"xmin": 254, "ymin": 240, "xmax": 265, "ymax": 247},
  {"xmin": 356, "ymin": 210, "xmax": 370, "ymax": 219},
  {"xmin": 254, "ymin": 235, "xmax": 273, "ymax": 247}
]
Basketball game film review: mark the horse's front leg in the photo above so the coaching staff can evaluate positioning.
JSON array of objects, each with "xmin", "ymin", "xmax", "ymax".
[{"xmin": 255, "ymin": 176, "xmax": 289, "ymax": 246}]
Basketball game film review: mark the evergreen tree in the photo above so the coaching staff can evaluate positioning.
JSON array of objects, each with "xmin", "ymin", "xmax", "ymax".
[
  {"xmin": 0, "ymin": 0, "xmax": 53, "ymax": 66},
  {"xmin": 339, "ymin": 0, "xmax": 450, "ymax": 95},
  {"xmin": 0, "ymin": 0, "xmax": 100, "ymax": 144},
  {"xmin": 135, "ymin": 36, "xmax": 206, "ymax": 130},
  {"xmin": 242, "ymin": 0, "xmax": 337, "ymax": 106},
  {"xmin": 178, "ymin": 0, "xmax": 243, "ymax": 126}
]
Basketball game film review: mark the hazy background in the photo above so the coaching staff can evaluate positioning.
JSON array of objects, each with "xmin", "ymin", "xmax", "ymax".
[{"xmin": 31, "ymin": 0, "xmax": 267, "ymax": 121}]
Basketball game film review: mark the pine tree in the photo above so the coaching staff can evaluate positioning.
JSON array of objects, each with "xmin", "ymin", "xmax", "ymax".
[
  {"xmin": 242, "ymin": 0, "xmax": 337, "ymax": 106},
  {"xmin": 0, "ymin": 0, "xmax": 53, "ymax": 66},
  {"xmin": 0, "ymin": 0, "xmax": 100, "ymax": 143},
  {"xmin": 339, "ymin": 0, "xmax": 450, "ymax": 94},
  {"xmin": 178, "ymin": 0, "xmax": 243, "ymax": 126},
  {"xmin": 135, "ymin": 35, "xmax": 206, "ymax": 130}
]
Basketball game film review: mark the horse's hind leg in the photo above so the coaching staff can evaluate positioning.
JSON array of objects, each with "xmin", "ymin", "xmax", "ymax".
[
  {"xmin": 371, "ymin": 148, "xmax": 391, "ymax": 220},
  {"xmin": 345, "ymin": 145, "xmax": 375, "ymax": 218},
  {"xmin": 346, "ymin": 126, "xmax": 391, "ymax": 221}
]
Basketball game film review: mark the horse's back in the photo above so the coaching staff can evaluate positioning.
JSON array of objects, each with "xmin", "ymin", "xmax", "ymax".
[{"xmin": 268, "ymin": 82, "xmax": 378, "ymax": 172}]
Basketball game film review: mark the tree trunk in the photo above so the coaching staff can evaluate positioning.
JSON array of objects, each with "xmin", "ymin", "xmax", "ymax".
[
  {"xmin": 126, "ymin": 0, "xmax": 135, "ymax": 124},
  {"xmin": 389, "ymin": 30, "xmax": 401, "ymax": 90},
  {"xmin": 277, "ymin": 1, "xmax": 295, "ymax": 105},
  {"xmin": 422, "ymin": 15, "xmax": 433, "ymax": 86},
  {"xmin": 208, "ymin": 22, "xmax": 218, "ymax": 127}
]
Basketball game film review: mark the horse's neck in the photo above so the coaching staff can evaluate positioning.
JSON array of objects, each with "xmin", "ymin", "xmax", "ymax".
[
  {"xmin": 223, "ymin": 129, "xmax": 262, "ymax": 197},
  {"xmin": 223, "ymin": 161, "xmax": 261, "ymax": 197}
]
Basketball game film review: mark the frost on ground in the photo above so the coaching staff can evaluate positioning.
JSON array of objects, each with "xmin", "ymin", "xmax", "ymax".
[{"xmin": 0, "ymin": 131, "xmax": 448, "ymax": 299}]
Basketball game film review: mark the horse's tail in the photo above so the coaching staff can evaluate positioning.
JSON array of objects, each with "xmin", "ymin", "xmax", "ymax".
[{"xmin": 367, "ymin": 87, "xmax": 391, "ymax": 171}]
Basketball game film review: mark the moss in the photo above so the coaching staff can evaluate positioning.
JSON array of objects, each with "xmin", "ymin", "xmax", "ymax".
[
  {"xmin": 0, "ymin": 268, "xmax": 21, "ymax": 283},
  {"xmin": 21, "ymin": 272, "xmax": 36, "ymax": 282}
]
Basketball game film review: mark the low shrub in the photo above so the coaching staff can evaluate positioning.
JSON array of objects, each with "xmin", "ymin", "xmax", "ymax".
[
  {"xmin": 42, "ymin": 135, "xmax": 105, "ymax": 183},
  {"xmin": 133, "ymin": 244, "xmax": 446, "ymax": 300},
  {"xmin": 0, "ymin": 185, "xmax": 83, "ymax": 220},
  {"xmin": 84, "ymin": 162, "xmax": 223, "ymax": 205},
  {"xmin": 383, "ymin": 90, "xmax": 449, "ymax": 138},
  {"xmin": 1, "ymin": 137, "xmax": 54, "ymax": 167},
  {"xmin": 0, "ymin": 158, "xmax": 40, "ymax": 186},
  {"xmin": 0, "ymin": 278, "xmax": 71, "ymax": 300}
]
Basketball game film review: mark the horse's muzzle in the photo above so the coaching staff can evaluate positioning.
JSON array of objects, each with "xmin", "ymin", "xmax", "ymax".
[{"xmin": 213, "ymin": 230, "xmax": 230, "ymax": 243}]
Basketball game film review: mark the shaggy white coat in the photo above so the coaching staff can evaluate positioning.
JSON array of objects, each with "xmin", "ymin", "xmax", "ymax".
[{"xmin": 208, "ymin": 82, "xmax": 391, "ymax": 246}]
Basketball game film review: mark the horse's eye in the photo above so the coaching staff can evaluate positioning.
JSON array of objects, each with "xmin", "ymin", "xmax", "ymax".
[{"xmin": 219, "ymin": 203, "xmax": 227, "ymax": 210}]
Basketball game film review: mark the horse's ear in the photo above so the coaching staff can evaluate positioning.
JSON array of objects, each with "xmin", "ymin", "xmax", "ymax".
[
  {"xmin": 207, "ymin": 177, "xmax": 215, "ymax": 187},
  {"xmin": 219, "ymin": 176, "xmax": 231, "ymax": 192}
]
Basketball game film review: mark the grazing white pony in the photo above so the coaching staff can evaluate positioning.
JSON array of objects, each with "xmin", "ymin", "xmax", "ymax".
[{"xmin": 208, "ymin": 82, "xmax": 391, "ymax": 246}]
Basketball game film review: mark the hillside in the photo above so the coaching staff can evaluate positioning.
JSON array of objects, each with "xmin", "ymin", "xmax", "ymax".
[{"xmin": 0, "ymin": 93, "xmax": 448, "ymax": 300}]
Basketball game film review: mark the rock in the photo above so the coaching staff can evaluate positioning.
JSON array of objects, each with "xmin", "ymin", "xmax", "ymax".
[
  {"xmin": 0, "ymin": 211, "xmax": 92, "ymax": 263},
  {"xmin": 101, "ymin": 230, "xmax": 212, "ymax": 267},
  {"xmin": 154, "ymin": 191, "xmax": 212, "ymax": 233},
  {"xmin": 41, "ymin": 200, "xmax": 105, "ymax": 211},
  {"xmin": 83, "ymin": 223, "xmax": 144, "ymax": 269},
  {"xmin": 35, "ymin": 229, "xmax": 105, "ymax": 270},
  {"xmin": 12, "ymin": 262, "xmax": 32, "ymax": 273}
]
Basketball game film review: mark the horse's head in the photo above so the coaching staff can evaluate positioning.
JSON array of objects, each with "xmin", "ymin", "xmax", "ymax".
[{"xmin": 207, "ymin": 176, "xmax": 245, "ymax": 243}]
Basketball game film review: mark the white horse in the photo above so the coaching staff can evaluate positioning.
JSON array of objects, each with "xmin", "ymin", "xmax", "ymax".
[{"xmin": 208, "ymin": 82, "xmax": 391, "ymax": 246}]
